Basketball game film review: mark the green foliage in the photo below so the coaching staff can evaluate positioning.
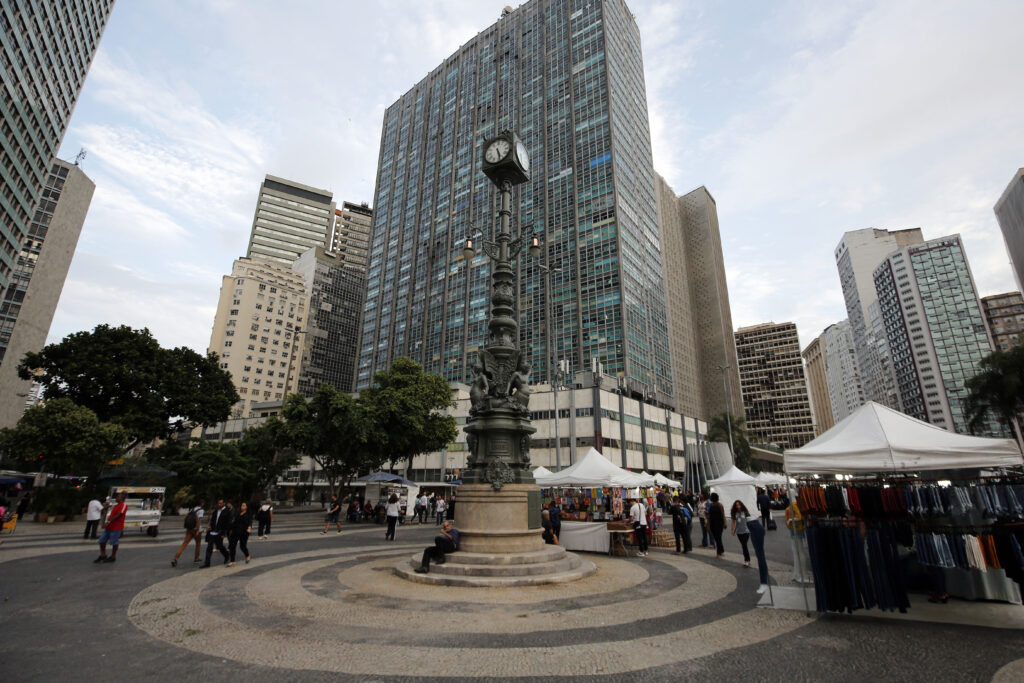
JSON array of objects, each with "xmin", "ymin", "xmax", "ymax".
[
  {"xmin": 279, "ymin": 384, "xmax": 370, "ymax": 495},
  {"xmin": 0, "ymin": 398, "xmax": 129, "ymax": 492},
  {"xmin": 707, "ymin": 412, "xmax": 752, "ymax": 472},
  {"xmin": 964, "ymin": 345, "xmax": 1024, "ymax": 442},
  {"xmin": 360, "ymin": 357, "xmax": 457, "ymax": 468},
  {"xmin": 18, "ymin": 324, "xmax": 239, "ymax": 446},
  {"xmin": 29, "ymin": 485, "xmax": 90, "ymax": 515}
]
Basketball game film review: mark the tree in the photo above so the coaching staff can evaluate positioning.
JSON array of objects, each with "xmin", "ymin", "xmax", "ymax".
[
  {"xmin": 236, "ymin": 418, "xmax": 300, "ymax": 494},
  {"xmin": 360, "ymin": 357, "xmax": 457, "ymax": 471},
  {"xmin": 0, "ymin": 398, "xmax": 129, "ymax": 493},
  {"xmin": 707, "ymin": 412, "xmax": 752, "ymax": 472},
  {"xmin": 278, "ymin": 384, "xmax": 371, "ymax": 497},
  {"xmin": 18, "ymin": 324, "xmax": 239, "ymax": 448},
  {"xmin": 964, "ymin": 345, "xmax": 1024, "ymax": 449}
]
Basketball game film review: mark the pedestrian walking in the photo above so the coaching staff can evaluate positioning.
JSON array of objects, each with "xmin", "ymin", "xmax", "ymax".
[
  {"xmin": 417, "ymin": 493, "xmax": 429, "ymax": 524},
  {"xmin": 434, "ymin": 496, "xmax": 447, "ymax": 525},
  {"xmin": 94, "ymin": 492, "xmax": 127, "ymax": 564},
  {"xmin": 757, "ymin": 488, "xmax": 772, "ymax": 528},
  {"xmin": 547, "ymin": 501, "xmax": 561, "ymax": 539},
  {"xmin": 15, "ymin": 493, "xmax": 30, "ymax": 520},
  {"xmin": 708, "ymin": 492, "xmax": 726, "ymax": 558},
  {"xmin": 730, "ymin": 500, "xmax": 752, "ymax": 567},
  {"xmin": 201, "ymin": 498, "xmax": 232, "ymax": 567},
  {"xmin": 322, "ymin": 495, "xmax": 342, "ymax": 534},
  {"xmin": 669, "ymin": 495, "xmax": 693, "ymax": 553},
  {"xmin": 629, "ymin": 498, "xmax": 649, "ymax": 557},
  {"xmin": 697, "ymin": 491, "xmax": 714, "ymax": 549},
  {"xmin": 228, "ymin": 501, "xmax": 252, "ymax": 566},
  {"xmin": 257, "ymin": 501, "xmax": 273, "ymax": 539},
  {"xmin": 171, "ymin": 500, "xmax": 204, "ymax": 567},
  {"xmin": 83, "ymin": 495, "xmax": 104, "ymax": 540},
  {"xmin": 385, "ymin": 493, "xmax": 401, "ymax": 541}
]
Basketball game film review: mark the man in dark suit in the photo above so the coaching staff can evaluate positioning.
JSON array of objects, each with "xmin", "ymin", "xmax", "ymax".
[{"xmin": 201, "ymin": 498, "xmax": 232, "ymax": 567}]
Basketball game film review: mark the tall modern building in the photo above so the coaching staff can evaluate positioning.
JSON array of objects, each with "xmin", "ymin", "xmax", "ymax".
[
  {"xmin": 835, "ymin": 228, "xmax": 924, "ymax": 410},
  {"xmin": 0, "ymin": 0, "xmax": 114, "ymax": 290},
  {"xmin": 655, "ymin": 177, "xmax": 742, "ymax": 422},
  {"xmin": 995, "ymin": 169, "xmax": 1024, "ymax": 289},
  {"xmin": 292, "ymin": 246, "xmax": 366, "ymax": 395},
  {"xmin": 245, "ymin": 175, "xmax": 335, "ymax": 266},
  {"xmin": 357, "ymin": 0, "xmax": 674, "ymax": 410},
  {"xmin": 822, "ymin": 319, "xmax": 864, "ymax": 423},
  {"xmin": 981, "ymin": 292, "xmax": 1024, "ymax": 351},
  {"xmin": 208, "ymin": 257, "xmax": 307, "ymax": 418},
  {"xmin": 801, "ymin": 334, "xmax": 832, "ymax": 434},
  {"xmin": 735, "ymin": 321, "xmax": 816, "ymax": 449},
  {"xmin": 0, "ymin": 158, "xmax": 93, "ymax": 427},
  {"xmin": 329, "ymin": 201, "xmax": 372, "ymax": 272},
  {"xmin": 873, "ymin": 234, "xmax": 1001, "ymax": 435}
]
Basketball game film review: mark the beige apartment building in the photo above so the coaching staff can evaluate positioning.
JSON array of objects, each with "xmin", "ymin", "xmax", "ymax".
[
  {"xmin": 981, "ymin": 291, "xmax": 1024, "ymax": 351},
  {"xmin": 655, "ymin": 176, "xmax": 743, "ymax": 423},
  {"xmin": 329, "ymin": 201, "xmax": 372, "ymax": 272},
  {"xmin": 208, "ymin": 256, "xmax": 308, "ymax": 418},
  {"xmin": 801, "ymin": 334, "xmax": 832, "ymax": 434}
]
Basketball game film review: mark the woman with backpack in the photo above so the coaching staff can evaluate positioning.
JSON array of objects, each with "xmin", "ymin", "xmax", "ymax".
[{"xmin": 171, "ymin": 500, "xmax": 204, "ymax": 567}]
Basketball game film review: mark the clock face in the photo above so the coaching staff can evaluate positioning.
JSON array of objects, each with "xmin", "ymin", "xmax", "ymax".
[
  {"xmin": 516, "ymin": 140, "xmax": 530, "ymax": 172},
  {"xmin": 485, "ymin": 138, "xmax": 511, "ymax": 164}
]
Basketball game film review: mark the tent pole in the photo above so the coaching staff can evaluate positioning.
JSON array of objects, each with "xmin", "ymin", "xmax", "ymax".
[{"xmin": 786, "ymin": 462, "xmax": 811, "ymax": 616}]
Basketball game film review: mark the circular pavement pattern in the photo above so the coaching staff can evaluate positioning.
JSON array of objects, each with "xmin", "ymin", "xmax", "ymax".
[{"xmin": 129, "ymin": 544, "xmax": 813, "ymax": 677}]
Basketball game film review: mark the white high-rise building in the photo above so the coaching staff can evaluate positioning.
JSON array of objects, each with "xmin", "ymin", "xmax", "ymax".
[
  {"xmin": 822, "ymin": 320, "xmax": 864, "ymax": 423},
  {"xmin": 245, "ymin": 175, "xmax": 335, "ymax": 266}
]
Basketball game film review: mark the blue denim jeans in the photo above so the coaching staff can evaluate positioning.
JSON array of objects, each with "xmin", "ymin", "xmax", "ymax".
[{"xmin": 747, "ymin": 519, "xmax": 768, "ymax": 585}]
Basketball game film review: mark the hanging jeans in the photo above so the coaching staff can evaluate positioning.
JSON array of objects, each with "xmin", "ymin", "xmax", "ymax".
[{"xmin": 747, "ymin": 519, "xmax": 768, "ymax": 585}]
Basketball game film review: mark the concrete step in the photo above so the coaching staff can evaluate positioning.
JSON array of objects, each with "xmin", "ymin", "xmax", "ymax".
[
  {"xmin": 407, "ymin": 554, "xmax": 582, "ymax": 577},
  {"xmin": 447, "ymin": 548, "xmax": 568, "ymax": 565},
  {"xmin": 393, "ymin": 554, "xmax": 597, "ymax": 587}
]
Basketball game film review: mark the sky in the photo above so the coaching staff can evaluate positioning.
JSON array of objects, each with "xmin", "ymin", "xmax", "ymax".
[{"xmin": 52, "ymin": 0, "xmax": 1024, "ymax": 355}]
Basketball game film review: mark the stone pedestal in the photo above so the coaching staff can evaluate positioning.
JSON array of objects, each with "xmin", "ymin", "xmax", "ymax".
[{"xmin": 455, "ymin": 483, "xmax": 544, "ymax": 554}]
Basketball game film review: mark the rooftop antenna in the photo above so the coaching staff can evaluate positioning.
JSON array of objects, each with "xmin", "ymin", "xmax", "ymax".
[{"xmin": 73, "ymin": 148, "xmax": 87, "ymax": 167}]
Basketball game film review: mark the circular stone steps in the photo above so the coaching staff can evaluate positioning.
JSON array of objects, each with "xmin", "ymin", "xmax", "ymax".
[{"xmin": 393, "ymin": 547, "xmax": 598, "ymax": 586}]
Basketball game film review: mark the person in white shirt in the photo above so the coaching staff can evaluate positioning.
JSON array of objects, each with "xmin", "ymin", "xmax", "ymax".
[
  {"xmin": 84, "ymin": 497, "xmax": 105, "ymax": 540},
  {"xmin": 385, "ymin": 494, "xmax": 402, "ymax": 540},
  {"xmin": 435, "ymin": 497, "xmax": 447, "ymax": 525},
  {"xmin": 629, "ymin": 498, "xmax": 649, "ymax": 556},
  {"xmin": 418, "ymin": 493, "xmax": 429, "ymax": 524}
]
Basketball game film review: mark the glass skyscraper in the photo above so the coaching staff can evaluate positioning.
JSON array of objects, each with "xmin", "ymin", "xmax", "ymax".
[
  {"xmin": 0, "ymin": 0, "xmax": 114, "ymax": 290},
  {"xmin": 357, "ymin": 0, "xmax": 673, "ymax": 404}
]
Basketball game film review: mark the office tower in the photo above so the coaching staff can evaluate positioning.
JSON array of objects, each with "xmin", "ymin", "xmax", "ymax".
[
  {"xmin": 835, "ymin": 228, "xmax": 924, "ymax": 409},
  {"xmin": 0, "ymin": 0, "xmax": 114, "ymax": 290},
  {"xmin": 329, "ymin": 201, "xmax": 372, "ymax": 272},
  {"xmin": 995, "ymin": 169, "xmax": 1024, "ymax": 289},
  {"xmin": 801, "ymin": 334, "xmax": 832, "ymax": 434},
  {"xmin": 245, "ymin": 175, "xmax": 335, "ymax": 266},
  {"xmin": 208, "ymin": 257, "xmax": 307, "ymax": 418},
  {"xmin": 357, "ymin": 0, "xmax": 674, "ymax": 408},
  {"xmin": 655, "ymin": 177, "xmax": 743, "ymax": 421},
  {"xmin": 292, "ymin": 246, "xmax": 366, "ymax": 394},
  {"xmin": 981, "ymin": 292, "xmax": 1024, "ymax": 351},
  {"xmin": 0, "ymin": 159, "xmax": 94, "ymax": 428},
  {"xmin": 822, "ymin": 319, "xmax": 864, "ymax": 423},
  {"xmin": 873, "ymin": 235, "xmax": 1001, "ymax": 435},
  {"xmin": 735, "ymin": 322, "xmax": 816, "ymax": 449}
]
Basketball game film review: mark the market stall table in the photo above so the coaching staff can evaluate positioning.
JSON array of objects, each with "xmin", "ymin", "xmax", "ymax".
[{"xmin": 557, "ymin": 521, "xmax": 610, "ymax": 553}]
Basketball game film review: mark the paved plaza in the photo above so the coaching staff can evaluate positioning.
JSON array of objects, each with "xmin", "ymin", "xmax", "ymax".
[{"xmin": 1, "ymin": 512, "xmax": 1023, "ymax": 681}]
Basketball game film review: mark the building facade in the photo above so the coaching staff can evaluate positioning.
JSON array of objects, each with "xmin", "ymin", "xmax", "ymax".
[
  {"xmin": 822, "ymin": 319, "xmax": 864, "ymax": 424},
  {"xmin": 0, "ymin": 0, "xmax": 113, "ymax": 290},
  {"xmin": 981, "ymin": 292, "xmax": 1024, "ymax": 351},
  {"xmin": 995, "ymin": 169, "xmax": 1024, "ymax": 290},
  {"xmin": 873, "ymin": 235, "xmax": 1000, "ymax": 435},
  {"xmin": 835, "ymin": 228, "xmax": 924, "ymax": 411},
  {"xmin": 0, "ymin": 158, "xmax": 93, "ymax": 427},
  {"xmin": 801, "ymin": 334, "xmax": 832, "ymax": 434},
  {"xmin": 329, "ymin": 201, "xmax": 372, "ymax": 272},
  {"xmin": 292, "ymin": 246, "xmax": 366, "ymax": 395},
  {"xmin": 245, "ymin": 175, "xmax": 335, "ymax": 266},
  {"xmin": 207, "ymin": 257, "xmax": 307, "ymax": 418},
  {"xmin": 357, "ymin": 0, "xmax": 674, "ymax": 410},
  {"xmin": 735, "ymin": 321, "xmax": 816, "ymax": 449},
  {"xmin": 655, "ymin": 177, "xmax": 743, "ymax": 422}
]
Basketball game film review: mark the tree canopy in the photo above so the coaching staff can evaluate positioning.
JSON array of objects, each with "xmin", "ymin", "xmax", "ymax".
[
  {"xmin": 18, "ymin": 324, "xmax": 239, "ymax": 447},
  {"xmin": 0, "ymin": 398, "xmax": 129, "ymax": 492},
  {"xmin": 707, "ymin": 412, "xmax": 752, "ymax": 472},
  {"xmin": 360, "ymin": 357, "xmax": 458, "ymax": 469},
  {"xmin": 964, "ymin": 344, "xmax": 1024, "ymax": 447}
]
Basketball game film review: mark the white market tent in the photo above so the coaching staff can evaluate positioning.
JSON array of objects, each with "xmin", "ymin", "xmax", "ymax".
[
  {"xmin": 532, "ymin": 466, "xmax": 554, "ymax": 478},
  {"xmin": 707, "ymin": 466, "xmax": 757, "ymax": 514},
  {"xmin": 784, "ymin": 401, "xmax": 1023, "ymax": 474},
  {"xmin": 535, "ymin": 448, "xmax": 652, "ymax": 488},
  {"xmin": 754, "ymin": 472, "xmax": 789, "ymax": 487},
  {"xmin": 653, "ymin": 473, "xmax": 681, "ymax": 488}
]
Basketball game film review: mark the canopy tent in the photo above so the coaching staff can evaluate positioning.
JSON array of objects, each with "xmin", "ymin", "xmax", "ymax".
[
  {"xmin": 356, "ymin": 472, "xmax": 417, "ymax": 486},
  {"xmin": 653, "ymin": 473, "xmax": 681, "ymax": 488},
  {"xmin": 707, "ymin": 466, "xmax": 757, "ymax": 515},
  {"xmin": 754, "ymin": 472, "xmax": 789, "ymax": 487},
  {"xmin": 535, "ymin": 448, "xmax": 648, "ymax": 488},
  {"xmin": 784, "ymin": 402, "xmax": 1023, "ymax": 474},
  {"xmin": 532, "ymin": 466, "xmax": 554, "ymax": 478}
]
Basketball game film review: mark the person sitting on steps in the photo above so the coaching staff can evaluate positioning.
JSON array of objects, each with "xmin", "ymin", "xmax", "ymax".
[{"xmin": 415, "ymin": 520, "xmax": 460, "ymax": 573}]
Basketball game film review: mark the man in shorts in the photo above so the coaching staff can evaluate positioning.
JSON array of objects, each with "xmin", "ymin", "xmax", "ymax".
[
  {"xmin": 94, "ymin": 492, "xmax": 128, "ymax": 564},
  {"xmin": 322, "ymin": 495, "xmax": 342, "ymax": 534}
]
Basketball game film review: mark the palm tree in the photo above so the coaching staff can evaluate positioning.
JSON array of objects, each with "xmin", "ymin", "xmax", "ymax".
[
  {"xmin": 707, "ymin": 413, "xmax": 752, "ymax": 471},
  {"xmin": 964, "ymin": 345, "xmax": 1024, "ymax": 450}
]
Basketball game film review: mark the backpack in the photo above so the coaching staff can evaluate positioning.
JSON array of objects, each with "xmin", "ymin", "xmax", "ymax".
[{"xmin": 184, "ymin": 509, "xmax": 198, "ymax": 530}]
